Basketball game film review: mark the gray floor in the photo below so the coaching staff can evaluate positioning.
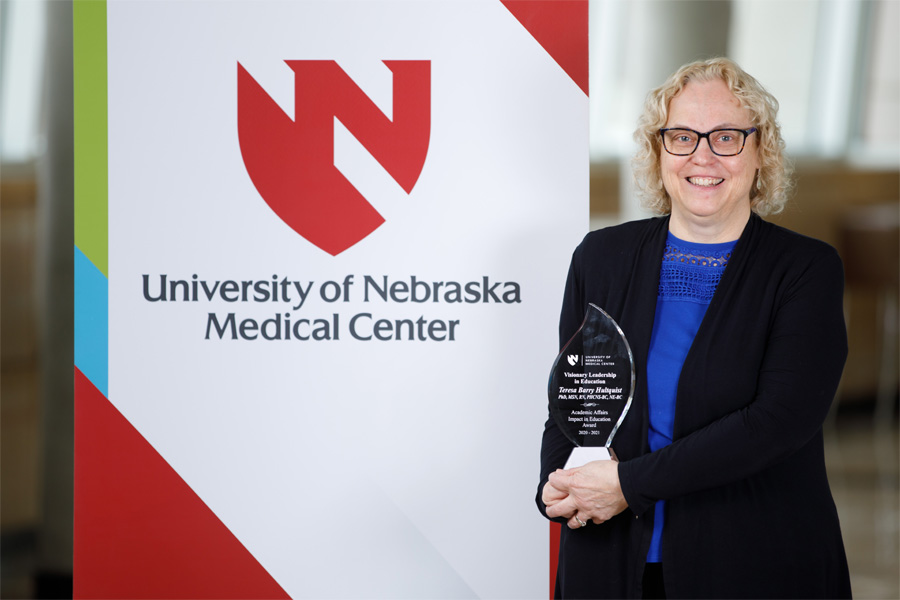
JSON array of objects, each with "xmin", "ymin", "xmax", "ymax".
[{"xmin": 825, "ymin": 417, "xmax": 900, "ymax": 599}]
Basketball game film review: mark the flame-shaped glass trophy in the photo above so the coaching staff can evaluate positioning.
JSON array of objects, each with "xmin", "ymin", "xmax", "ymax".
[{"xmin": 549, "ymin": 303, "xmax": 635, "ymax": 469}]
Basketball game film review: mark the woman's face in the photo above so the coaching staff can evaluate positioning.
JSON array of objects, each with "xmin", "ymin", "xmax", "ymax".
[{"xmin": 660, "ymin": 78, "xmax": 760, "ymax": 241}]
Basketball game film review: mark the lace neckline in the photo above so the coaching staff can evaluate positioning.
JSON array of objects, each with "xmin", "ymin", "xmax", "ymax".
[
  {"xmin": 664, "ymin": 232, "xmax": 737, "ymax": 267},
  {"xmin": 658, "ymin": 232, "xmax": 738, "ymax": 303}
]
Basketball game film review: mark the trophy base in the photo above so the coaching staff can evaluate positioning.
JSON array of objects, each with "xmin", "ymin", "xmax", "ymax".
[{"xmin": 564, "ymin": 446, "xmax": 611, "ymax": 469}]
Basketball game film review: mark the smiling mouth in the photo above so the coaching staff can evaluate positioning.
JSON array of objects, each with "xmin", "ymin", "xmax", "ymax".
[{"xmin": 687, "ymin": 177, "xmax": 724, "ymax": 187}]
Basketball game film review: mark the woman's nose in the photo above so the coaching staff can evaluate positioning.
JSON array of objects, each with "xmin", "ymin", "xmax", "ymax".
[{"xmin": 691, "ymin": 137, "xmax": 717, "ymax": 163}]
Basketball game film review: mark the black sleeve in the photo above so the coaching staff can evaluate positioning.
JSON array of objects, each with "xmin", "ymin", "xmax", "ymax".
[{"xmin": 618, "ymin": 247, "xmax": 847, "ymax": 514}]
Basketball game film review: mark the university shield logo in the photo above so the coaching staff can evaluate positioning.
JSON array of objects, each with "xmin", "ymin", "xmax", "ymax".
[{"xmin": 237, "ymin": 60, "xmax": 431, "ymax": 255}]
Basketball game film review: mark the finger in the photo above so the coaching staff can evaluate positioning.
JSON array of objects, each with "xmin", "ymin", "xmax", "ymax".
[
  {"xmin": 545, "ymin": 495, "xmax": 577, "ymax": 520},
  {"xmin": 543, "ymin": 493, "xmax": 565, "ymax": 507},
  {"xmin": 543, "ymin": 492, "xmax": 565, "ymax": 508},
  {"xmin": 548, "ymin": 469, "xmax": 573, "ymax": 492},
  {"xmin": 542, "ymin": 482, "xmax": 567, "ymax": 504},
  {"xmin": 567, "ymin": 514, "xmax": 588, "ymax": 530}
]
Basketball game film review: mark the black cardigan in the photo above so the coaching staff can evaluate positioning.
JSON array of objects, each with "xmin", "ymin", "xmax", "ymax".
[{"xmin": 537, "ymin": 215, "xmax": 852, "ymax": 599}]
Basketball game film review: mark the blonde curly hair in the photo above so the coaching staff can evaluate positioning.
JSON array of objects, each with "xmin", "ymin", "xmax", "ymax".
[{"xmin": 632, "ymin": 58, "xmax": 793, "ymax": 217}]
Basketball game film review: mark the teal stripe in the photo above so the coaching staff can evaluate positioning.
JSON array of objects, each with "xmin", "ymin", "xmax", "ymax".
[{"xmin": 74, "ymin": 245, "xmax": 108, "ymax": 397}]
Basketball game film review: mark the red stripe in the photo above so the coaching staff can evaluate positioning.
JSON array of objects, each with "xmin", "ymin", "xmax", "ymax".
[
  {"xmin": 74, "ymin": 367, "xmax": 291, "ymax": 599},
  {"xmin": 549, "ymin": 522, "xmax": 561, "ymax": 598}
]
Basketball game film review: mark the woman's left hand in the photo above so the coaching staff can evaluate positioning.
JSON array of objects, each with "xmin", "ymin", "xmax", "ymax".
[{"xmin": 545, "ymin": 460, "xmax": 628, "ymax": 528}]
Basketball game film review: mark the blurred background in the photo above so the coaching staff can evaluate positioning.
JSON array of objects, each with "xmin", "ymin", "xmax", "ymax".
[{"xmin": 1, "ymin": 0, "xmax": 897, "ymax": 598}]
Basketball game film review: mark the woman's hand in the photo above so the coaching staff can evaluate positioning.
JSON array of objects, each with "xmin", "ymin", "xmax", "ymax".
[
  {"xmin": 545, "ymin": 460, "xmax": 628, "ymax": 529},
  {"xmin": 542, "ymin": 480, "xmax": 569, "ymax": 511}
]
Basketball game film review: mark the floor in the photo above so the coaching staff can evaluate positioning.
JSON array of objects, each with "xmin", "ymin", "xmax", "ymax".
[{"xmin": 825, "ymin": 416, "xmax": 900, "ymax": 599}]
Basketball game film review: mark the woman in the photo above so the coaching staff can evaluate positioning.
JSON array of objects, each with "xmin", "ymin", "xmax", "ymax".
[{"xmin": 537, "ymin": 58, "xmax": 851, "ymax": 599}]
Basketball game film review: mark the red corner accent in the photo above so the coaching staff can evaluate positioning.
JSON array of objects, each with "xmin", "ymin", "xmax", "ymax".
[
  {"xmin": 500, "ymin": 0, "xmax": 589, "ymax": 96},
  {"xmin": 74, "ymin": 368, "xmax": 291, "ymax": 599}
]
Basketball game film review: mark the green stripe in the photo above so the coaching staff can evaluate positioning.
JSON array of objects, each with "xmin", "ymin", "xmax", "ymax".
[{"xmin": 73, "ymin": 0, "xmax": 108, "ymax": 277}]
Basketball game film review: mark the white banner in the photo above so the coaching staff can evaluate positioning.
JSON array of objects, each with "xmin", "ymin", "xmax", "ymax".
[{"xmin": 104, "ymin": 1, "xmax": 586, "ymax": 596}]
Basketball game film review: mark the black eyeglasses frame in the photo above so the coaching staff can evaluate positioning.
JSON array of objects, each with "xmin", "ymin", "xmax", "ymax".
[{"xmin": 658, "ymin": 127, "xmax": 757, "ymax": 157}]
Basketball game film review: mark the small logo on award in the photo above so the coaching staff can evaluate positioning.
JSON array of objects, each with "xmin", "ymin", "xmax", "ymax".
[
  {"xmin": 567, "ymin": 354, "xmax": 580, "ymax": 366},
  {"xmin": 237, "ymin": 60, "xmax": 431, "ymax": 256}
]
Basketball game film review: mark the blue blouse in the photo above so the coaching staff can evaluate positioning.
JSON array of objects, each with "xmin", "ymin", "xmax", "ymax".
[{"xmin": 645, "ymin": 232, "xmax": 737, "ymax": 563}]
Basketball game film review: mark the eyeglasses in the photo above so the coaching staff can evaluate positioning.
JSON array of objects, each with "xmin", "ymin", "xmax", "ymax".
[{"xmin": 659, "ymin": 127, "xmax": 757, "ymax": 156}]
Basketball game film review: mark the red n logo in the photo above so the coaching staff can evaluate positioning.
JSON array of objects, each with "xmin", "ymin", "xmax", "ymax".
[{"xmin": 237, "ymin": 60, "xmax": 431, "ymax": 255}]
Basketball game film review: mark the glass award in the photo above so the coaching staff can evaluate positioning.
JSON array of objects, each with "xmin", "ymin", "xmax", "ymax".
[{"xmin": 548, "ymin": 303, "xmax": 635, "ymax": 469}]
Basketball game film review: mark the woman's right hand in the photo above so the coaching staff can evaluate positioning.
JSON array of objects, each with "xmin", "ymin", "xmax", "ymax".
[{"xmin": 542, "ymin": 480, "xmax": 569, "ymax": 512}]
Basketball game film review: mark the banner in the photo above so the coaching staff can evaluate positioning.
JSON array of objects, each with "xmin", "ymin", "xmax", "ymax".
[{"xmin": 74, "ymin": 1, "xmax": 588, "ymax": 597}]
